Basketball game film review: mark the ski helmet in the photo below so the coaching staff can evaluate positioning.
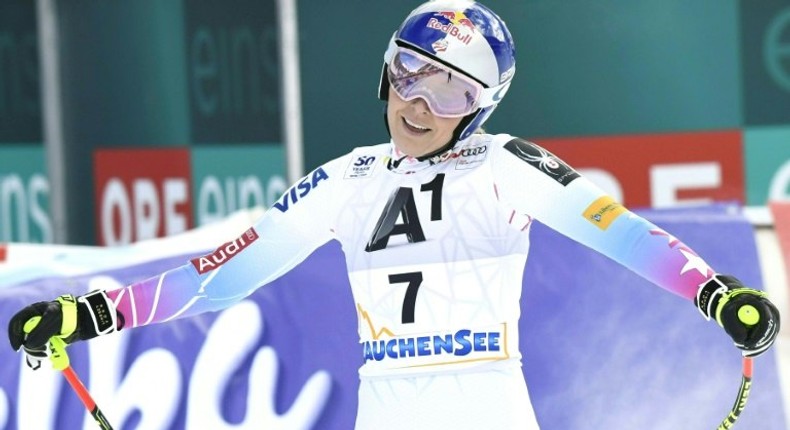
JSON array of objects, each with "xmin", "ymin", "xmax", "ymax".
[{"xmin": 379, "ymin": 0, "xmax": 516, "ymax": 145}]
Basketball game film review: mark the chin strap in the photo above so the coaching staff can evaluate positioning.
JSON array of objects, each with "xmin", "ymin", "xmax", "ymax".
[{"xmin": 415, "ymin": 141, "xmax": 456, "ymax": 164}]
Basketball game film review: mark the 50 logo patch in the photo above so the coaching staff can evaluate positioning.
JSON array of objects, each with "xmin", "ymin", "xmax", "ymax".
[{"xmin": 345, "ymin": 155, "xmax": 378, "ymax": 179}]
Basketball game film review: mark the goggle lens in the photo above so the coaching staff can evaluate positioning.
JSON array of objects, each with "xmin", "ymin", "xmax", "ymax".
[{"xmin": 387, "ymin": 48, "xmax": 482, "ymax": 118}]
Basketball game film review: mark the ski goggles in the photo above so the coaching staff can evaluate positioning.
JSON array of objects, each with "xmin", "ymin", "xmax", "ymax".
[{"xmin": 386, "ymin": 46, "xmax": 510, "ymax": 118}]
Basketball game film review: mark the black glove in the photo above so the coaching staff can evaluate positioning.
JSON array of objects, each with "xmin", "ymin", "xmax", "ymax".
[
  {"xmin": 8, "ymin": 290, "xmax": 123, "ymax": 368},
  {"xmin": 696, "ymin": 274, "xmax": 780, "ymax": 357}
]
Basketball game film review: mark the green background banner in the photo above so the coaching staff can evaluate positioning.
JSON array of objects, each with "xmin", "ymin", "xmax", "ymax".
[
  {"xmin": 0, "ymin": 0, "xmax": 40, "ymax": 143},
  {"xmin": 740, "ymin": 1, "xmax": 790, "ymax": 126},
  {"xmin": 299, "ymin": 0, "xmax": 744, "ymax": 168},
  {"xmin": 744, "ymin": 125, "xmax": 790, "ymax": 204},
  {"xmin": 489, "ymin": 1, "xmax": 742, "ymax": 139},
  {"xmin": 190, "ymin": 145, "xmax": 287, "ymax": 226},
  {"xmin": 185, "ymin": 0, "xmax": 281, "ymax": 143},
  {"xmin": 0, "ymin": 146, "xmax": 50, "ymax": 242},
  {"xmin": 0, "ymin": 1, "xmax": 789, "ymax": 243}
]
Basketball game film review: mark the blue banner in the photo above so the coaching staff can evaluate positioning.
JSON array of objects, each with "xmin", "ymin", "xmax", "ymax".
[{"xmin": 0, "ymin": 205, "xmax": 785, "ymax": 429}]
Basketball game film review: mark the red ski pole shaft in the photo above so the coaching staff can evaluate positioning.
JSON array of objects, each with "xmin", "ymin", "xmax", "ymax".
[
  {"xmin": 23, "ymin": 317, "xmax": 114, "ymax": 430},
  {"xmin": 716, "ymin": 356, "xmax": 753, "ymax": 430}
]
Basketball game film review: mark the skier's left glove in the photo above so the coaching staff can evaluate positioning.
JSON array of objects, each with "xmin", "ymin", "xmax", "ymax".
[{"xmin": 695, "ymin": 274, "xmax": 780, "ymax": 357}]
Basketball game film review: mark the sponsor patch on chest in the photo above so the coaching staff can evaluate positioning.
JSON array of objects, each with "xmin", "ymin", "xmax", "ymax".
[
  {"xmin": 344, "ymin": 155, "xmax": 379, "ymax": 179},
  {"xmin": 455, "ymin": 144, "xmax": 488, "ymax": 170}
]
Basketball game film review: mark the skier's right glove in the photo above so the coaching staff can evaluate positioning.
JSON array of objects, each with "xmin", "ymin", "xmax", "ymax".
[
  {"xmin": 696, "ymin": 274, "xmax": 780, "ymax": 357},
  {"xmin": 7, "ymin": 290, "xmax": 123, "ymax": 369}
]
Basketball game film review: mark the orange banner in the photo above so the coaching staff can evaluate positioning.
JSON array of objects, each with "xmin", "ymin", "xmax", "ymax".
[{"xmin": 770, "ymin": 202, "xmax": 790, "ymax": 297}]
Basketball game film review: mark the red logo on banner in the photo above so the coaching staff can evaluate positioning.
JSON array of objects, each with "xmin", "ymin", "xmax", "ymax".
[
  {"xmin": 0, "ymin": 244, "xmax": 6, "ymax": 262},
  {"xmin": 535, "ymin": 130, "xmax": 745, "ymax": 209},
  {"xmin": 93, "ymin": 148, "xmax": 193, "ymax": 246}
]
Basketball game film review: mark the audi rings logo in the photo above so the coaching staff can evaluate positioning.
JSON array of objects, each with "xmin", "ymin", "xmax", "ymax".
[
  {"xmin": 455, "ymin": 144, "xmax": 488, "ymax": 170},
  {"xmin": 459, "ymin": 146, "xmax": 487, "ymax": 157}
]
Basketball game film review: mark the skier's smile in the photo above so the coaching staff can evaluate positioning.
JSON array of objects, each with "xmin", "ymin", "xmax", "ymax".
[{"xmin": 387, "ymin": 87, "xmax": 461, "ymax": 158}]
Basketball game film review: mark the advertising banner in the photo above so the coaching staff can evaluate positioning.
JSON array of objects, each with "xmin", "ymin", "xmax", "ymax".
[
  {"xmin": 0, "ymin": 0, "xmax": 40, "ymax": 143},
  {"xmin": 744, "ymin": 126, "xmax": 790, "ymax": 204},
  {"xmin": 771, "ymin": 201, "xmax": 790, "ymax": 295},
  {"xmin": 740, "ymin": 2, "xmax": 790, "ymax": 126},
  {"xmin": 536, "ymin": 131, "xmax": 744, "ymax": 209},
  {"xmin": 93, "ymin": 148, "xmax": 194, "ymax": 246},
  {"xmin": 190, "ymin": 145, "xmax": 287, "ymax": 226},
  {"xmin": 0, "ymin": 146, "xmax": 50, "ymax": 243},
  {"xmin": 185, "ymin": 0, "xmax": 281, "ymax": 143},
  {"xmin": 0, "ymin": 206, "xmax": 785, "ymax": 429}
]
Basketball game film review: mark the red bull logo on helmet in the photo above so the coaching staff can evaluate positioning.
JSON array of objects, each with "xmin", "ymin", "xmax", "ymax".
[{"xmin": 427, "ymin": 11, "xmax": 475, "ymax": 45}]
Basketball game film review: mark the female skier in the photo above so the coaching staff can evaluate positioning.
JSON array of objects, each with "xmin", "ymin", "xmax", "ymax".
[{"xmin": 8, "ymin": 1, "xmax": 779, "ymax": 429}]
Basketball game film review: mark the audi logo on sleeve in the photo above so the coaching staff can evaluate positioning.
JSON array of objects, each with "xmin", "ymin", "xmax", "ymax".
[{"xmin": 191, "ymin": 227, "xmax": 259, "ymax": 274}]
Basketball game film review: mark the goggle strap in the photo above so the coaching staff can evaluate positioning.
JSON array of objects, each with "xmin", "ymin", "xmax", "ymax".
[
  {"xmin": 383, "ymin": 35, "xmax": 398, "ymax": 64},
  {"xmin": 477, "ymin": 81, "xmax": 512, "ymax": 109}
]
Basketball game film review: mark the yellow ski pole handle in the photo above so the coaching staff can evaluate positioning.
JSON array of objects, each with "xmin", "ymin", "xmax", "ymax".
[
  {"xmin": 22, "ymin": 316, "xmax": 70, "ymax": 370},
  {"xmin": 21, "ymin": 316, "xmax": 40, "ymax": 333},
  {"xmin": 22, "ymin": 316, "xmax": 115, "ymax": 430}
]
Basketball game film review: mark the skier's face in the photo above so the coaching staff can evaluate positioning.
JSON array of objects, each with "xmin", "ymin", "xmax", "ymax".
[{"xmin": 387, "ymin": 87, "xmax": 462, "ymax": 158}]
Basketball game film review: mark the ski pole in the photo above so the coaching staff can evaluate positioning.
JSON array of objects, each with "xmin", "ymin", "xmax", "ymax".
[
  {"xmin": 716, "ymin": 356, "xmax": 752, "ymax": 430},
  {"xmin": 716, "ymin": 302, "xmax": 761, "ymax": 430},
  {"xmin": 23, "ymin": 317, "xmax": 115, "ymax": 430}
]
